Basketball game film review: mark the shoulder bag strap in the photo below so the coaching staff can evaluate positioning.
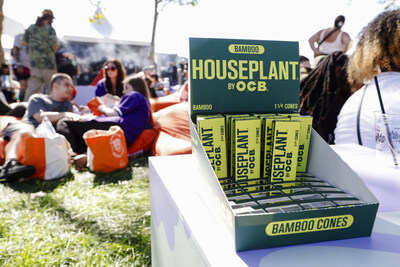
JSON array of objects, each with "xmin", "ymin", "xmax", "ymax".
[
  {"xmin": 318, "ymin": 28, "xmax": 339, "ymax": 45},
  {"xmin": 356, "ymin": 84, "xmax": 368, "ymax": 145}
]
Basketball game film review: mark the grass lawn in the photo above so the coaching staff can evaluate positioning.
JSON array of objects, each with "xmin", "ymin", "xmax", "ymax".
[{"xmin": 0, "ymin": 154, "xmax": 152, "ymax": 266}]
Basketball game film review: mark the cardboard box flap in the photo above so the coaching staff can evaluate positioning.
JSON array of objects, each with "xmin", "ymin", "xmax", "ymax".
[
  {"xmin": 308, "ymin": 129, "xmax": 379, "ymax": 203},
  {"xmin": 190, "ymin": 120, "xmax": 236, "ymax": 237}
]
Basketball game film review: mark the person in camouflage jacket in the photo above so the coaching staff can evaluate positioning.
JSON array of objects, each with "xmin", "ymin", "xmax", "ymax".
[{"xmin": 23, "ymin": 9, "xmax": 59, "ymax": 101}]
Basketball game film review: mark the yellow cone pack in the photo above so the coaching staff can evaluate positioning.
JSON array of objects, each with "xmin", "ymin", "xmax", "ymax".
[
  {"xmin": 270, "ymin": 120, "xmax": 300, "ymax": 194},
  {"xmin": 231, "ymin": 116, "xmax": 261, "ymax": 191},
  {"xmin": 197, "ymin": 115, "xmax": 228, "ymax": 183},
  {"xmin": 256, "ymin": 114, "xmax": 290, "ymax": 179},
  {"xmin": 289, "ymin": 115, "xmax": 313, "ymax": 173},
  {"xmin": 226, "ymin": 114, "xmax": 249, "ymax": 177}
]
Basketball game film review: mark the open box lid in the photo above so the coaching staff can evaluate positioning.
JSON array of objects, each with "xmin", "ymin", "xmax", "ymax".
[{"xmin": 189, "ymin": 37, "xmax": 300, "ymax": 121}]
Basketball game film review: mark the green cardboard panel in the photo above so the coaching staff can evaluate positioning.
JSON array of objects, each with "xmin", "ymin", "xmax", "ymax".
[
  {"xmin": 234, "ymin": 204, "xmax": 378, "ymax": 251},
  {"xmin": 189, "ymin": 38, "xmax": 300, "ymax": 121}
]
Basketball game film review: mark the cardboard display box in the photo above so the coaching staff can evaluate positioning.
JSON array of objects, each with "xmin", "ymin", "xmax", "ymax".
[{"xmin": 188, "ymin": 37, "xmax": 379, "ymax": 251}]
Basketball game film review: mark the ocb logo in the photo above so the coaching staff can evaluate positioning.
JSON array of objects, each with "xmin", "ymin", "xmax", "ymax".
[{"xmin": 110, "ymin": 133, "xmax": 124, "ymax": 158}]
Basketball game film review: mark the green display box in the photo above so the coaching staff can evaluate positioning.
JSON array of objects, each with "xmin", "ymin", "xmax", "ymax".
[{"xmin": 189, "ymin": 37, "xmax": 379, "ymax": 251}]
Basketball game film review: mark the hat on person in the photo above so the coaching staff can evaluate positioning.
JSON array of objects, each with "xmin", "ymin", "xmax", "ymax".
[{"xmin": 40, "ymin": 9, "xmax": 55, "ymax": 19}]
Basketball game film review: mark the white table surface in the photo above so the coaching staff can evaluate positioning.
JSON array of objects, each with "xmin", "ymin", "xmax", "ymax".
[{"xmin": 150, "ymin": 144, "xmax": 400, "ymax": 266}]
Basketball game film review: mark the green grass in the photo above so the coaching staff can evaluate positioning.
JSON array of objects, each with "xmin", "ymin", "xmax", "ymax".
[{"xmin": 0, "ymin": 154, "xmax": 151, "ymax": 266}]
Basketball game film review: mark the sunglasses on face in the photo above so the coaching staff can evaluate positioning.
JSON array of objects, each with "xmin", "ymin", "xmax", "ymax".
[{"xmin": 104, "ymin": 66, "xmax": 117, "ymax": 71}]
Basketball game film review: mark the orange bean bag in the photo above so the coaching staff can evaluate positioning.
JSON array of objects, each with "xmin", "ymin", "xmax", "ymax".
[
  {"xmin": 150, "ymin": 93, "xmax": 181, "ymax": 113},
  {"xmin": 127, "ymin": 102, "xmax": 192, "ymax": 157},
  {"xmin": 151, "ymin": 102, "xmax": 192, "ymax": 156},
  {"xmin": 127, "ymin": 128, "xmax": 158, "ymax": 157}
]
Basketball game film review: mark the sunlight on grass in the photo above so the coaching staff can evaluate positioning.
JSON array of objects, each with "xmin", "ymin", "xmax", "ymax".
[{"xmin": 0, "ymin": 155, "xmax": 151, "ymax": 266}]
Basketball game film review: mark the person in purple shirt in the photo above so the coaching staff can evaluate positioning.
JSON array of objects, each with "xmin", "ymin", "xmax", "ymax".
[
  {"xmin": 95, "ymin": 58, "xmax": 126, "ymax": 98},
  {"xmin": 56, "ymin": 75, "xmax": 152, "ymax": 155}
]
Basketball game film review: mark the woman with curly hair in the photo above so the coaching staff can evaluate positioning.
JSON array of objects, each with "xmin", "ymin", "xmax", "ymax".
[
  {"xmin": 95, "ymin": 58, "xmax": 126, "ymax": 98},
  {"xmin": 334, "ymin": 9, "xmax": 400, "ymax": 148}
]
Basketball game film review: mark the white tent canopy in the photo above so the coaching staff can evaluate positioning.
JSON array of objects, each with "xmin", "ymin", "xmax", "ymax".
[
  {"xmin": 2, "ymin": 16, "xmax": 25, "ymax": 49},
  {"xmin": 3, "ymin": 16, "xmax": 25, "ymax": 37}
]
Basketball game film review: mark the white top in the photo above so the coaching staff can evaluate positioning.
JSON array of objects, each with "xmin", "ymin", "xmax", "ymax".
[
  {"xmin": 11, "ymin": 33, "xmax": 30, "ymax": 68},
  {"xmin": 318, "ymin": 28, "xmax": 345, "ymax": 54},
  {"xmin": 334, "ymin": 72, "xmax": 400, "ymax": 148}
]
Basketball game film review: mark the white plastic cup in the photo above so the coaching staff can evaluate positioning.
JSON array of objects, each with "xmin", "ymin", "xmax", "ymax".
[{"xmin": 374, "ymin": 112, "xmax": 400, "ymax": 167}]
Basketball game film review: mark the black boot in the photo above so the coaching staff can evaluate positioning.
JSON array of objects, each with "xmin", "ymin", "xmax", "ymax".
[{"xmin": 0, "ymin": 159, "xmax": 36, "ymax": 182}]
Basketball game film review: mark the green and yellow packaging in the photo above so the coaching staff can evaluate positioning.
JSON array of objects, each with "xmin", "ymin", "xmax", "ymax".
[
  {"xmin": 270, "ymin": 120, "xmax": 300, "ymax": 194},
  {"xmin": 231, "ymin": 116, "xmax": 261, "ymax": 191},
  {"xmin": 225, "ymin": 114, "xmax": 249, "ymax": 177},
  {"xmin": 197, "ymin": 115, "xmax": 228, "ymax": 182},
  {"xmin": 270, "ymin": 120, "xmax": 300, "ymax": 182},
  {"xmin": 290, "ymin": 115, "xmax": 313, "ymax": 173},
  {"xmin": 189, "ymin": 37, "xmax": 378, "ymax": 251},
  {"xmin": 256, "ymin": 114, "xmax": 290, "ymax": 179}
]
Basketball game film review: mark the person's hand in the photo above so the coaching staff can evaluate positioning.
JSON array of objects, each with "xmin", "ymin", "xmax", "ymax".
[
  {"xmin": 104, "ymin": 93, "xmax": 120, "ymax": 105},
  {"xmin": 64, "ymin": 112, "xmax": 81, "ymax": 121},
  {"xmin": 97, "ymin": 104, "xmax": 118, "ymax": 117},
  {"xmin": 78, "ymin": 105, "xmax": 91, "ymax": 114},
  {"xmin": 97, "ymin": 104, "xmax": 114, "ymax": 115},
  {"xmin": 97, "ymin": 104, "xmax": 106, "ymax": 114}
]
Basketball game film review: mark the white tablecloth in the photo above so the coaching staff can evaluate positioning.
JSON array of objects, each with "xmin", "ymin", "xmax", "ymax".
[{"xmin": 150, "ymin": 144, "xmax": 400, "ymax": 266}]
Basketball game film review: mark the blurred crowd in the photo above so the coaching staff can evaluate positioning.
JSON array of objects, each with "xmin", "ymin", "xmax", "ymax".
[
  {"xmin": 0, "ymin": 8, "xmax": 189, "ymax": 181},
  {"xmin": 1, "ymin": 8, "xmax": 400, "ymax": 181}
]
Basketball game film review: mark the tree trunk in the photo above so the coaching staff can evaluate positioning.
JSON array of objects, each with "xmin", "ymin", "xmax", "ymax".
[
  {"xmin": 0, "ymin": 0, "xmax": 5, "ymax": 65},
  {"xmin": 148, "ymin": 0, "xmax": 158, "ymax": 65}
]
